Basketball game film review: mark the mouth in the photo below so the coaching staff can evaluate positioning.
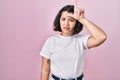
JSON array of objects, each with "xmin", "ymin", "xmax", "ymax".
[{"xmin": 63, "ymin": 27, "xmax": 70, "ymax": 30}]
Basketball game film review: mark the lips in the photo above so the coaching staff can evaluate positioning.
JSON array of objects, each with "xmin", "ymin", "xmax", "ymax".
[{"xmin": 63, "ymin": 27, "xmax": 70, "ymax": 30}]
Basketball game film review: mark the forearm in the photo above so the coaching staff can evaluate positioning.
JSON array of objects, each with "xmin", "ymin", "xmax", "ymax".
[
  {"xmin": 41, "ymin": 70, "xmax": 50, "ymax": 80},
  {"xmin": 79, "ymin": 18, "xmax": 107, "ymax": 40},
  {"xmin": 41, "ymin": 57, "xmax": 50, "ymax": 80}
]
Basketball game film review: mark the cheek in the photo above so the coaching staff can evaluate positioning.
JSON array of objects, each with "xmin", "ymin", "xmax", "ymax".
[
  {"xmin": 60, "ymin": 21, "xmax": 62, "ymax": 27},
  {"xmin": 60, "ymin": 21, "xmax": 64, "ymax": 27},
  {"xmin": 70, "ymin": 22, "xmax": 76, "ymax": 28}
]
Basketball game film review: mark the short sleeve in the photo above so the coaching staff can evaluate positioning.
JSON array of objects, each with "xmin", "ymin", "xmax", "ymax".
[
  {"xmin": 81, "ymin": 34, "xmax": 90, "ymax": 49},
  {"xmin": 40, "ymin": 38, "xmax": 52, "ymax": 59}
]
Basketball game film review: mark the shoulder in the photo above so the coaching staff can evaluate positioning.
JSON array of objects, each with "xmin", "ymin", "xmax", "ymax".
[
  {"xmin": 47, "ymin": 34, "xmax": 59, "ymax": 40},
  {"xmin": 45, "ymin": 34, "xmax": 59, "ymax": 43},
  {"xmin": 74, "ymin": 34, "xmax": 90, "ymax": 44},
  {"xmin": 74, "ymin": 34, "xmax": 89, "ymax": 39}
]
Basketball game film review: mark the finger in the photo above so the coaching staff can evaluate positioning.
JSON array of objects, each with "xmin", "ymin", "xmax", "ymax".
[
  {"xmin": 74, "ymin": 9, "xmax": 79, "ymax": 15},
  {"xmin": 81, "ymin": 9, "xmax": 85, "ymax": 14},
  {"xmin": 80, "ymin": 9, "xmax": 85, "ymax": 17},
  {"xmin": 74, "ymin": 0, "xmax": 78, "ymax": 10}
]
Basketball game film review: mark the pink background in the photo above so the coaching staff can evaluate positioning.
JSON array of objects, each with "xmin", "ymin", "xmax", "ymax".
[{"xmin": 0, "ymin": 0, "xmax": 119, "ymax": 80}]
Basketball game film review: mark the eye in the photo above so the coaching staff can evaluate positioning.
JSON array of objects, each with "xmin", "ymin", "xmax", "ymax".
[
  {"xmin": 70, "ymin": 19, "xmax": 75, "ymax": 22},
  {"xmin": 60, "ymin": 18, "xmax": 65, "ymax": 21}
]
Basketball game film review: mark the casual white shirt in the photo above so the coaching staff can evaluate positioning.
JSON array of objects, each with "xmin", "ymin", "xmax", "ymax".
[{"xmin": 40, "ymin": 34, "xmax": 90, "ymax": 79}]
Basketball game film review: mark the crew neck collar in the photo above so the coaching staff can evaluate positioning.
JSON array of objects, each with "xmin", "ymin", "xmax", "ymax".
[{"xmin": 58, "ymin": 34, "xmax": 76, "ymax": 39}]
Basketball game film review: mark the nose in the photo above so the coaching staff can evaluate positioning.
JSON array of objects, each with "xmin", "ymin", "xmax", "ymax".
[{"xmin": 64, "ymin": 20, "xmax": 69, "ymax": 26}]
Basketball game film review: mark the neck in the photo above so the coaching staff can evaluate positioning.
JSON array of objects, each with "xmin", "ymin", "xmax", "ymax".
[{"xmin": 60, "ymin": 32, "xmax": 74, "ymax": 36}]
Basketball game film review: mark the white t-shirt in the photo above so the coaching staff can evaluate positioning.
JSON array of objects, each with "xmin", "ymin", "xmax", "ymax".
[{"xmin": 40, "ymin": 34, "xmax": 90, "ymax": 79}]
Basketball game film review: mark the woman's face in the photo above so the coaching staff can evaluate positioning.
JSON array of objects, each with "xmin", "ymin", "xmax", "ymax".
[{"xmin": 60, "ymin": 11, "xmax": 76, "ymax": 35}]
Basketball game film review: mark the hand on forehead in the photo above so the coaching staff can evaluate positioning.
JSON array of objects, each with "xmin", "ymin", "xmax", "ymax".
[
  {"xmin": 62, "ymin": 11, "xmax": 74, "ymax": 18},
  {"xmin": 64, "ymin": 0, "xmax": 82, "ymax": 20}
]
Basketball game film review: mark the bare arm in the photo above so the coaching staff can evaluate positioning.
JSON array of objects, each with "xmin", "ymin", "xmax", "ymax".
[
  {"xmin": 69, "ymin": 0, "xmax": 107, "ymax": 48},
  {"xmin": 79, "ymin": 18, "xmax": 107, "ymax": 48},
  {"xmin": 41, "ymin": 57, "xmax": 50, "ymax": 80}
]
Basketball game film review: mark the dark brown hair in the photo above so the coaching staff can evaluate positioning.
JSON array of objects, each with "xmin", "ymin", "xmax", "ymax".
[{"xmin": 53, "ymin": 5, "xmax": 83, "ymax": 34}]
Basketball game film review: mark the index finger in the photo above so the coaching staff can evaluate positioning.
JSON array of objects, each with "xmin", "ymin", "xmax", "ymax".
[{"xmin": 74, "ymin": 0, "xmax": 78, "ymax": 10}]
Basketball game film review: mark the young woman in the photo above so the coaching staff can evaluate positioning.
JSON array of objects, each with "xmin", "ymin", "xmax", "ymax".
[{"xmin": 40, "ymin": 0, "xmax": 107, "ymax": 80}]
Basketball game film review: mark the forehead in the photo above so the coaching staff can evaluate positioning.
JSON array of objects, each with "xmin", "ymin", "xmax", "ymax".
[{"xmin": 61, "ymin": 11, "xmax": 73, "ymax": 18}]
